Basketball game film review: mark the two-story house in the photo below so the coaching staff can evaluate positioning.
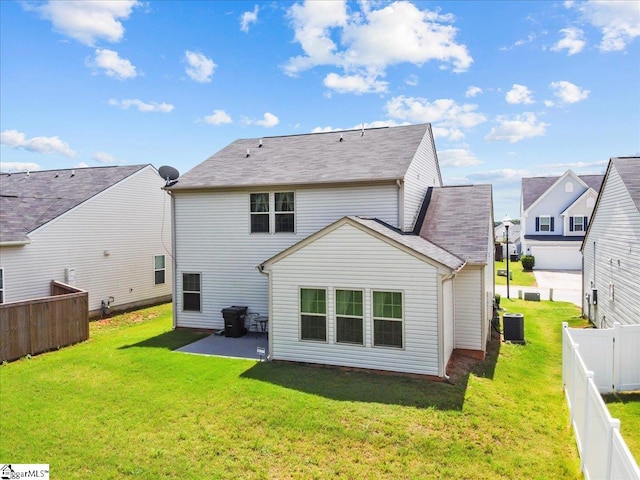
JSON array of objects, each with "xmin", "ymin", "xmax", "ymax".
[
  {"xmin": 520, "ymin": 170, "xmax": 604, "ymax": 270},
  {"xmin": 0, "ymin": 165, "xmax": 173, "ymax": 316},
  {"xmin": 581, "ymin": 157, "xmax": 640, "ymax": 328},
  {"xmin": 168, "ymin": 124, "xmax": 494, "ymax": 377}
]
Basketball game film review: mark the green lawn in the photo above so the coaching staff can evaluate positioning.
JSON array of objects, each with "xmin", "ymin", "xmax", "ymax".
[
  {"xmin": 0, "ymin": 301, "xmax": 586, "ymax": 479},
  {"xmin": 495, "ymin": 260, "xmax": 537, "ymax": 287},
  {"xmin": 603, "ymin": 392, "xmax": 640, "ymax": 461}
]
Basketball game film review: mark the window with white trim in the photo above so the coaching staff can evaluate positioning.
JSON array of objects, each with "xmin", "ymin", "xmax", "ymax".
[
  {"xmin": 154, "ymin": 255, "xmax": 166, "ymax": 285},
  {"xmin": 373, "ymin": 291, "xmax": 403, "ymax": 348},
  {"xmin": 565, "ymin": 182, "xmax": 574, "ymax": 193},
  {"xmin": 570, "ymin": 215, "xmax": 587, "ymax": 232},
  {"xmin": 335, "ymin": 289, "xmax": 364, "ymax": 345},
  {"xmin": 536, "ymin": 215, "xmax": 553, "ymax": 232},
  {"xmin": 250, "ymin": 193, "xmax": 270, "ymax": 233},
  {"xmin": 300, "ymin": 288, "xmax": 326, "ymax": 341},
  {"xmin": 182, "ymin": 272, "xmax": 201, "ymax": 312},
  {"xmin": 275, "ymin": 192, "xmax": 295, "ymax": 233},
  {"xmin": 0, "ymin": 268, "xmax": 4, "ymax": 303}
]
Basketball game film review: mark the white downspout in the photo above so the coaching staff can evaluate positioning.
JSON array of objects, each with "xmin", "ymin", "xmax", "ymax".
[
  {"xmin": 169, "ymin": 191, "xmax": 178, "ymax": 330},
  {"xmin": 396, "ymin": 179, "xmax": 404, "ymax": 231},
  {"xmin": 256, "ymin": 264, "xmax": 273, "ymax": 360}
]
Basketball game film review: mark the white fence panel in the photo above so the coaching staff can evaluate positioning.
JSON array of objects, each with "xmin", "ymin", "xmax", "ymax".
[
  {"xmin": 610, "ymin": 429, "xmax": 640, "ymax": 480},
  {"xmin": 569, "ymin": 327, "xmax": 613, "ymax": 393},
  {"xmin": 615, "ymin": 323, "xmax": 640, "ymax": 391},
  {"xmin": 582, "ymin": 380, "xmax": 618, "ymax": 480}
]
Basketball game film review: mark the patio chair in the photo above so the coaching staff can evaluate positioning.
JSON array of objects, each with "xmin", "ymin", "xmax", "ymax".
[{"xmin": 245, "ymin": 312, "xmax": 259, "ymax": 335}]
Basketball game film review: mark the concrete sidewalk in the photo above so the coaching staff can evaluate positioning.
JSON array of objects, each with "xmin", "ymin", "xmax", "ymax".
[{"xmin": 496, "ymin": 270, "xmax": 582, "ymax": 306}]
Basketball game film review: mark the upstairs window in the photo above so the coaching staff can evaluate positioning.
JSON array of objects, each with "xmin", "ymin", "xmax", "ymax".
[
  {"xmin": 536, "ymin": 216, "xmax": 554, "ymax": 232},
  {"xmin": 250, "ymin": 193, "xmax": 270, "ymax": 233},
  {"xmin": 373, "ymin": 291, "xmax": 403, "ymax": 348},
  {"xmin": 570, "ymin": 215, "xmax": 587, "ymax": 232},
  {"xmin": 300, "ymin": 288, "xmax": 326, "ymax": 341},
  {"xmin": 182, "ymin": 273, "xmax": 201, "ymax": 312},
  {"xmin": 154, "ymin": 255, "xmax": 166, "ymax": 285},
  {"xmin": 275, "ymin": 192, "xmax": 295, "ymax": 233}
]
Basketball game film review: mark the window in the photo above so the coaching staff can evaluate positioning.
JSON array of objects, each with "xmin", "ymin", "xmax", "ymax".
[
  {"xmin": 250, "ymin": 193, "xmax": 270, "ymax": 233},
  {"xmin": 536, "ymin": 216, "xmax": 554, "ymax": 232},
  {"xmin": 335, "ymin": 289, "xmax": 364, "ymax": 345},
  {"xmin": 565, "ymin": 181, "xmax": 574, "ymax": 193},
  {"xmin": 570, "ymin": 215, "xmax": 587, "ymax": 232},
  {"xmin": 154, "ymin": 255, "xmax": 166, "ymax": 285},
  {"xmin": 300, "ymin": 288, "xmax": 326, "ymax": 341},
  {"xmin": 182, "ymin": 273, "xmax": 201, "ymax": 312},
  {"xmin": 373, "ymin": 291, "xmax": 403, "ymax": 348},
  {"xmin": 275, "ymin": 192, "xmax": 295, "ymax": 233},
  {"xmin": 0, "ymin": 268, "xmax": 4, "ymax": 303}
]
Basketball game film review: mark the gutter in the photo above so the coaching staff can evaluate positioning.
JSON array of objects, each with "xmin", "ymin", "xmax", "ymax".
[{"xmin": 0, "ymin": 240, "xmax": 31, "ymax": 246}]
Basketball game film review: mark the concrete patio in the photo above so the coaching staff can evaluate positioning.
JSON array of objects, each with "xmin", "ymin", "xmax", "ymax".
[{"xmin": 176, "ymin": 331, "xmax": 269, "ymax": 361}]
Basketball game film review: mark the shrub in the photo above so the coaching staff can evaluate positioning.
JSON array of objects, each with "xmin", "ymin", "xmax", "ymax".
[
  {"xmin": 494, "ymin": 293, "xmax": 501, "ymax": 307},
  {"xmin": 521, "ymin": 255, "xmax": 535, "ymax": 271}
]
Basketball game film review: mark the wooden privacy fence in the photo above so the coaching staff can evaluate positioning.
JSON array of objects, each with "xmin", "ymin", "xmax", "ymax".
[
  {"xmin": 0, "ymin": 281, "xmax": 89, "ymax": 362},
  {"xmin": 562, "ymin": 323, "xmax": 640, "ymax": 480}
]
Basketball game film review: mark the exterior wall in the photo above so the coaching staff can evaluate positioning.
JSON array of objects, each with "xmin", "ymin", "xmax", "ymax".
[
  {"xmin": 582, "ymin": 166, "xmax": 640, "ymax": 327},
  {"xmin": 454, "ymin": 267, "xmax": 483, "ymax": 351},
  {"xmin": 173, "ymin": 184, "xmax": 399, "ymax": 330},
  {"xmin": 402, "ymin": 127, "xmax": 442, "ymax": 231},
  {"xmin": 562, "ymin": 190, "xmax": 597, "ymax": 237},
  {"xmin": 266, "ymin": 223, "xmax": 443, "ymax": 376},
  {"xmin": 0, "ymin": 166, "xmax": 172, "ymax": 313}
]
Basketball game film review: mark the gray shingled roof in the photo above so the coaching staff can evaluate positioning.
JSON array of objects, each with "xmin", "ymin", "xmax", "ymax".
[
  {"xmin": 0, "ymin": 165, "xmax": 148, "ymax": 243},
  {"xmin": 522, "ymin": 172, "xmax": 604, "ymax": 211},
  {"xmin": 169, "ymin": 124, "xmax": 434, "ymax": 190},
  {"xmin": 350, "ymin": 216, "xmax": 465, "ymax": 270},
  {"xmin": 612, "ymin": 157, "xmax": 640, "ymax": 211},
  {"xmin": 419, "ymin": 185, "xmax": 493, "ymax": 264}
]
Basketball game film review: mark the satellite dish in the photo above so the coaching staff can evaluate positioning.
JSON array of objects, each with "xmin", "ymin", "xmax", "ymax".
[{"xmin": 158, "ymin": 165, "xmax": 179, "ymax": 187}]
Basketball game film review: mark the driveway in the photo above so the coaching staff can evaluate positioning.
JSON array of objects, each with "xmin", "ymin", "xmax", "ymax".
[{"xmin": 496, "ymin": 270, "xmax": 583, "ymax": 306}]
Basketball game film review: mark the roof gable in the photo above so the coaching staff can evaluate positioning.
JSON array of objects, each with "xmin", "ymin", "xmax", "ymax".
[
  {"xmin": 522, "ymin": 169, "xmax": 588, "ymax": 213},
  {"xmin": 0, "ymin": 165, "xmax": 149, "ymax": 243},
  {"xmin": 170, "ymin": 123, "xmax": 437, "ymax": 190},
  {"xmin": 419, "ymin": 185, "xmax": 494, "ymax": 264},
  {"xmin": 560, "ymin": 187, "xmax": 598, "ymax": 215},
  {"xmin": 612, "ymin": 157, "xmax": 640, "ymax": 211}
]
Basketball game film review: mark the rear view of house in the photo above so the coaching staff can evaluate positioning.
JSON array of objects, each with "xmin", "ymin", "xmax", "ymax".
[
  {"xmin": 581, "ymin": 157, "xmax": 640, "ymax": 327},
  {"xmin": 0, "ymin": 165, "xmax": 172, "ymax": 316}
]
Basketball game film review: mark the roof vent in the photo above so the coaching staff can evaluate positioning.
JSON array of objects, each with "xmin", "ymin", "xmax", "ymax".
[
  {"xmin": 339, "ymin": 133, "xmax": 344, "ymax": 142},
  {"xmin": 259, "ymin": 139, "xmax": 263, "ymax": 148},
  {"xmin": 246, "ymin": 148, "xmax": 251, "ymax": 158},
  {"xmin": 360, "ymin": 124, "xmax": 365, "ymax": 137},
  {"xmin": 55, "ymin": 172, "xmax": 59, "ymax": 178},
  {"xmin": 71, "ymin": 170, "xmax": 76, "ymax": 177},
  {"xmin": 26, "ymin": 170, "xmax": 30, "ymax": 177}
]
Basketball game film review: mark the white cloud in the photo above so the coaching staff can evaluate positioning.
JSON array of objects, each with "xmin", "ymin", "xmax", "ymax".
[
  {"xmin": 485, "ymin": 113, "xmax": 548, "ymax": 143},
  {"xmin": 240, "ymin": 5, "xmax": 259, "ymax": 33},
  {"xmin": 500, "ymin": 33, "xmax": 536, "ymax": 51},
  {"xmin": 438, "ymin": 148, "xmax": 483, "ymax": 167},
  {"xmin": 255, "ymin": 112, "xmax": 279, "ymax": 128},
  {"xmin": 506, "ymin": 84, "xmax": 534, "ymax": 105},
  {"xmin": 323, "ymin": 72, "xmax": 388, "ymax": 94},
  {"xmin": 88, "ymin": 49, "xmax": 137, "ymax": 80},
  {"xmin": 465, "ymin": 86, "xmax": 483, "ymax": 98},
  {"xmin": 467, "ymin": 168, "xmax": 532, "ymax": 183},
  {"xmin": 92, "ymin": 151, "xmax": 126, "ymax": 165},
  {"xmin": 405, "ymin": 74, "xmax": 419, "ymax": 86},
  {"xmin": 73, "ymin": 162, "xmax": 90, "ymax": 169},
  {"xmin": 539, "ymin": 160, "xmax": 608, "ymax": 169},
  {"xmin": 108, "ymin": 98, "xmax": 174, "ymax": 113},
  {"xmin": 551, "ymin": 27, "xmax": 586, "ymax": 55},
  {"xmin": 0, "ymin": 161, "xmax": 42, "ymax": 173},
  {"xmin": 549, "ymin": 80, "xmax": 590, "ymax": 104},
  {"xmin": 203, "ymin": 109, "xmax": 233, "ymax": 125},
  {"xmin": 284, "ymin": 1, "xmax": 472, "ymax": 93},
  {"xmin": 1, "ymin": 129, "xmax": 77, "ymax": 157},
  {"xmin": 385, "ymin": 95, "xmax": 486, "ymax": 140},
  {"xmin": 568, "ymin": 0, "xmax": 640, "ymax": 52},
  {"xmin": 30, "ymin": 0, "xmax": 139, "ymax": 46},
  {"xmin": 184, "ymin": 50, "xmax": 216, "ymax": 83}
]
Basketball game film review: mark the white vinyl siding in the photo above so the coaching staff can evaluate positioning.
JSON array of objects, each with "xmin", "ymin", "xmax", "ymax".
[
  {"xmin": 402, "ymin": 126, "xmax": 442, "ymax": 231},
  {"xmin": 267, "ymin": 223, "xmax": 443, "ymax": 376},
  {"xmin": 0, "ymin": 166, "xmax": 172, "ymax": 313},
  {"xmin": 582, "ymin": 165, "xmax": 640, "ymax": 327},
  {"xmin": 454, "ymin": 267, "xmax": 483, "ymax": 350},
  {"xmin": 173, "ymin": 184, "xmax": 399, "ymax": 329}
]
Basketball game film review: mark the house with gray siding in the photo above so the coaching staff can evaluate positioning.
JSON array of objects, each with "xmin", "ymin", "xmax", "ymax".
[
  {"xmin": 581, "ymin": 157, "xmax": 640, "ymax": 327},
  {"xmin": 520, "ymin": 170, "xmax": 604, "ymax": 270},
  {"xmin": 168, "ymin": 124, "xmax": 494, "ymax": 377},
  {"xmin": 0, "ymin": 165, "xmax": 172, "ymax": 315}
]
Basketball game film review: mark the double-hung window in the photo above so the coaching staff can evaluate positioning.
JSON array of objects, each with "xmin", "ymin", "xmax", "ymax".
[
  {"xmin": 275, "ymin": 192, "xmax": 295, "ymax": 233},
  {"xmin": 570, "ymin": 215, "xmax": 586, "ymax": 232},
  {"xmin": 335, "ymin": 289, "xmax": 364, "ymax": 345},
  {"xmin": 250, "ymin": 193, "xmax": 270, "ymax": 233},
  {"xmin": 300, "ymin": 288, "xmax": 326, "ymax": 341},
  {"xmin": 182, "ymin": 273, "xmax": 201, "ymax": 312},
  {"xmin": 154, "ymin": 255, "xmax": 166, "ymax": 285},
  {"xmin": 536, "ymin": 215, "xmax": 553, "ymax": 232},
  {"xmin": 373, "ymin": 291, "xmax": 403, "ymax": 348}
]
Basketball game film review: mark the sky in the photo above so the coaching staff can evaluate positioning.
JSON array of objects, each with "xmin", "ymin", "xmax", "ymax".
[{"xmin": 1, "ymin": 0, "xmax": 639, "ymax": 219}]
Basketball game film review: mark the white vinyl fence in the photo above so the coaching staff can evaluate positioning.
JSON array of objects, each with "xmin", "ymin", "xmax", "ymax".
[{"xmin": 563, "ymin": 323, "xmax": 640, "ymax": 480}]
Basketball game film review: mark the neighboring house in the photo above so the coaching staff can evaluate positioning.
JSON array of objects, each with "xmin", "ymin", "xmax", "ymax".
[
  {"xmin": 520, "ymin": 170, "xmax": 604, "ymax": 270},
  {"xmin": 581, "ymin": 157, "xmax": 640, "ymax": 328},
  {"xmin": 0, "ymin": 165, "xmax": 172, "ymax": 316},
  {"xmin": 494, "ymin": 222, "xmax": 521, "ymax": 257},
  {"xmin": 168, "ymin": 124, "xmax": 494, "ymax": 377}
]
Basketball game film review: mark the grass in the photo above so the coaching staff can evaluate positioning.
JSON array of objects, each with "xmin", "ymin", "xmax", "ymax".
[
  {"xmin": 603, "ymin": 392, "xmax": 640, "ymax": 461},
  {"xmin": 495, "ymin": 260, "xmax": 537, "ymax": 287},
  {"xmin": 0, "ymin": 301, "xmax": 588, "ymax": 479}
]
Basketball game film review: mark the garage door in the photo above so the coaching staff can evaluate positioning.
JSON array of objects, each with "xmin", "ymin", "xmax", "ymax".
[{"xmin": 529, "ymin": 245, "xmax": 582, "ymax": 270}]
